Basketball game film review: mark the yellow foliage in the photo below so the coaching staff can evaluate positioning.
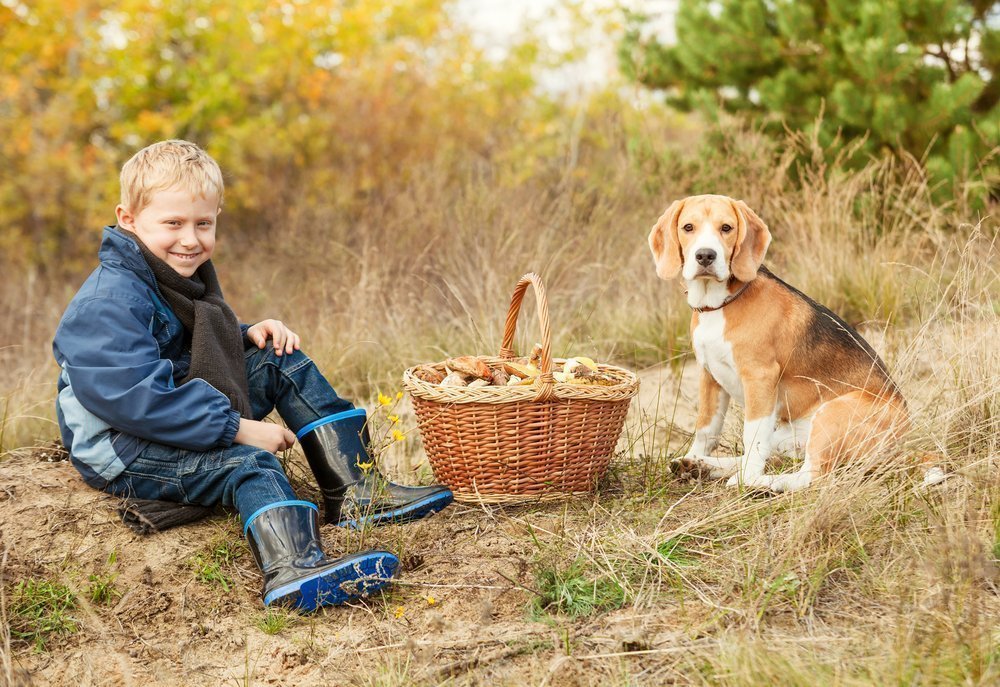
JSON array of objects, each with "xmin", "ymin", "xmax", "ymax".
[{"xmin": 0, "ymin": 0, "xmax": 576, "ymax": 272}]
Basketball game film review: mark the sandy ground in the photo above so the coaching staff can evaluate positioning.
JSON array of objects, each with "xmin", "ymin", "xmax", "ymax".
[{"xmin": 1, "ymin": 364, "xmax": 710, "ymax": 687}]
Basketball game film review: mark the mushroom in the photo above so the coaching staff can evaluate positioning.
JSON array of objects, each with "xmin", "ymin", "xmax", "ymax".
[
  {"xmin": 490, "ymin": 368, "xmax": 510, "ymax": 386},
  {"xmin": 528, "ymin": 343, "xmax": 544, "ymax": 369},
  {"xmin": 440, "ymin": 370, "xmax": 468, "ymax": 386},
  {"xmin": 413, "ymin": 365, "xmax": 445, "ymax": 384},
  {"xmin": 502, "ymin": 361, "xmax": 540, "ymax": 379},
  {"xmin": 445, "ymin": 356, "xmax": 492, "ymax": 381}
]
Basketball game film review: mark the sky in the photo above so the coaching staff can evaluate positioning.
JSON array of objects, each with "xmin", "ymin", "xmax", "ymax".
[{"xmin": 452, "ymin": 0, "xmax": 678, "ymax": 93}]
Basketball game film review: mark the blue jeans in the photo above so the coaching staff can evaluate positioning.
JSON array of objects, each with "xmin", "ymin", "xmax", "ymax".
[{"xmin": 105, "ymin": 345, "xmax": 354, "ymax": 523}]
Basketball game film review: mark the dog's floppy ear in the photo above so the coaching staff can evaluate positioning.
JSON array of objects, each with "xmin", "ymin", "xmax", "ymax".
[
  {"xmin": 730, "ymin": 199, "xmax": 771, "ymax": 282},
  {"xmin": 648, "ymin": 199, "xmax": 685, "ymax": 280}
]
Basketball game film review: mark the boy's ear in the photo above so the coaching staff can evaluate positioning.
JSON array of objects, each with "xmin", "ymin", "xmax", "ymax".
[{"xmin": 115, "ymin": 204, "xmax": 135, "ymax": 230}]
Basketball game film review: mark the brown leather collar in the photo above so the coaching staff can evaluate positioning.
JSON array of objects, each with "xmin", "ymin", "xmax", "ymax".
[{"xmin": 689, "ymin": 280, "xmax": 751, "ymax": 313}]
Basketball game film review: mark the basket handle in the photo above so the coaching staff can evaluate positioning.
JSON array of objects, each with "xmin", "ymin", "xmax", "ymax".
[{"xmin": 498, "ymin": 272, "xmax": 555, "ymax": 401}]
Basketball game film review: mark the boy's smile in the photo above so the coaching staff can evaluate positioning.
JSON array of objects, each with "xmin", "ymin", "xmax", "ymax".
[{"xmin": 116, "ymin": 187, "xmax": 220, "ymax": 278}]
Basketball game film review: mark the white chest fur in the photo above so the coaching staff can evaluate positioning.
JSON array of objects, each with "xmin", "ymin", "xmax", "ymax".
[{"xmin": 692, "ymin": 310, "xmax": 744, "ymax": 403}]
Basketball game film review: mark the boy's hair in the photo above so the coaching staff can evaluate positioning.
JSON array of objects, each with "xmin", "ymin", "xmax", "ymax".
[{"xmin": 119, "ymin": 140, "xmax": 224, "ymax": 214}]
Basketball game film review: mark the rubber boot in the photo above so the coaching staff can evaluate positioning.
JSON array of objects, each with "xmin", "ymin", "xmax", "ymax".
[
  {"xmin": 244, "ymin": 500, "xmax": 398, "ymax": 610},
  {"xmin": 297, "ymin": 409, "xmax": 454, "ymax": 527}
]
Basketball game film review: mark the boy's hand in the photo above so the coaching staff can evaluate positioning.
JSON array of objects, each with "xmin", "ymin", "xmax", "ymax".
[
  {"xmin": 234, "ymin": 418, "xmax": 296, "ymax": 453},
  {"xmin": 247, "ymin": 319, "xmax": 301, "ymax": 357}
]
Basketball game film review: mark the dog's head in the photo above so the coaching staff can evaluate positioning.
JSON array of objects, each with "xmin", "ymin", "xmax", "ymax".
[{"xmin": 647, "ymin": 195, "xmax": 771, "ymax": 283}]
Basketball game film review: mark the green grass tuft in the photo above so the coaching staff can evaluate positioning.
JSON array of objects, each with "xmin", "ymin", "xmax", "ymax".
[
  {"xmin": 656, "ymin": 535, "xmax": 697, "ymax": 567},
  {"xmin": 9, "ymin": 578, "xmax": 78, "ymax": 652},
  {"xmin": 87, "ymin": 550, "xmax": 121, "ymax": 606},
  {"xmin": 190, "ymin": 534, "xmax": 247, "ymax": 593},
  {"xmin": 255, "ymin": 608, "xmax": 294, "ymax": 636},
  {"xmin": 86, "ymin": 572, "xmax": 120, "ymax": 606},
  {"xmin": 532, "ymin": 557, "xmax": 627, "ymax": 618}
]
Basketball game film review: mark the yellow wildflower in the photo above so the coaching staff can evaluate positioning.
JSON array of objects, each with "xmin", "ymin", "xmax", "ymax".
[
  {"xmin": 395, "ymin": 391, "xmax": 404, "ymax": 400},
  {"xmin": 378, "ymin": 392, "xmax": 392, "ymax": 406},
  {"xmin": 357, "ymin": 460, "xmax": 375, "ymax": 471},
  {"xmin": 426, "ymin": 596, "xmax": 436, "ymax": 606},
  {"xmin": 393, "ymin": 605, "xmax": 405, "ymax": 619},
  {"xmin": 388, "ymin": 414, "xmax": 400, "ymax": 424},
  {"xmin": 392, "ymin": 429, "xmax": 405, "ymax": 442}
]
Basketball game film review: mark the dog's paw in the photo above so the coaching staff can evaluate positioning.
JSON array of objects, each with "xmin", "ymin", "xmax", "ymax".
[
  {"xmin": 670, "ymin": 456, "xmax": 711, "ymax": 481},
  {"xmin": 767, "ymin": 472, "xmax": 813, "ymax": 492},
  {"xmin": 726, "ymin": 473, "xmax": 773, "ymax": 491}
]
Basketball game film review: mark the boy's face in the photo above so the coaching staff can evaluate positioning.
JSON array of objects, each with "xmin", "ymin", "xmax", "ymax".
[{"xmin": 116, "ymin": 187, "xmax": 220, "ymax": 278}]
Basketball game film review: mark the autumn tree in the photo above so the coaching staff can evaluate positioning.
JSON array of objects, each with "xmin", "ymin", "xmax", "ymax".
[{"xmin": 0, "ymin": 0, "xmax": 547, "ymax": 270}]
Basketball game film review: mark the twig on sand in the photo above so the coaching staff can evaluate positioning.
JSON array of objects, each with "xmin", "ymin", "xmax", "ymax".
[
  {"xmin": 427, "ymin": 644, "xmax": 526, "ymax": 681},
  {"xmin": 391, "ymin": 580, "xmax": 509, "ymax": 591},
  {"xmin": 492, "ymin": 569, "xmax": 543, "ymax": 598}
]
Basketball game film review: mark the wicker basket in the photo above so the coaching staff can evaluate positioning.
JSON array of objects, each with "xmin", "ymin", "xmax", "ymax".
[{"xmin": 402, "ymin": 272, "xmax": 639, "ymax": 504}]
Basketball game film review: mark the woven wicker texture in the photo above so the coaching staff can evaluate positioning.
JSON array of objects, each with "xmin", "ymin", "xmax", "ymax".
[{"xmin": 403, "ymin": 272, "xmax": 639, "ymax": 503}]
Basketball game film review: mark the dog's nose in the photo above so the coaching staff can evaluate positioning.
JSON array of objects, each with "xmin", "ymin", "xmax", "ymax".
[{"xmin": 695, "ymin": 248, "xmax": 716, "ymax": 266}]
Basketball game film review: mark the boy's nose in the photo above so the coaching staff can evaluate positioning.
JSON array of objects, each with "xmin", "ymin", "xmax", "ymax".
[{"xmin": 178, "ymin": 225, "xmax": 198, "ymax": 245}]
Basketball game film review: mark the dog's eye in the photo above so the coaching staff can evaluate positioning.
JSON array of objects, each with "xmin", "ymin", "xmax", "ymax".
[
  {"xmin": 721, "ymin": 224, "xmax": 733, "ymax": 233},
  {"xmin": 682, "ymin": 223, "xmax": 694, "ymax": 232}
]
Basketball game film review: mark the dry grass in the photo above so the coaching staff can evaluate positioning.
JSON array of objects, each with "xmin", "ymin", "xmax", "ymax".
[{"xmin": 0, "ymin": 111, "xmax": 997, "ymax": 684}]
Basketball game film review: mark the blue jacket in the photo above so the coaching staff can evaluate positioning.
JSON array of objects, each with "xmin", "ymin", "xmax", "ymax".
[{"xmin": 53, "ymin": 226, "xmax": 243, "ymax": 488}]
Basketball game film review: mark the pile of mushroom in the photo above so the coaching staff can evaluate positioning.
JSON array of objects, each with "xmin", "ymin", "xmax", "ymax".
[{"xmin": 411, "ymin": 348, "xmax": 619, "ymax": 388}]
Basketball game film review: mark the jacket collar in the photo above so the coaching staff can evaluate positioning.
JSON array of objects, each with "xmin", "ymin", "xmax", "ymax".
[{"xmin": 98, "ymin": 225, "xmax": 158, "ymax": 290}]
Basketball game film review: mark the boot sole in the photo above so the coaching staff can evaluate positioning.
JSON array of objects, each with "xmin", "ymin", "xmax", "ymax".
[
  {"xmin": 335, "ymin": 490, "xmax": 454, "ymax": 529},
  {"xmin": 264, "ymin": 551, "xmax": 399, "ymax": 611}
]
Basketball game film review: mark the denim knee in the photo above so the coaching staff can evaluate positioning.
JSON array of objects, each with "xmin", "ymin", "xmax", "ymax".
[
  {"xmin": 224, "ymin": 449, "xmax": 291, "ymax": 492},
  {"xmin": 245, "ymin": 343, "xmax": 313, "ymax": 376},
  {"xmin": 244, "ymin": 345, "xmax": 353, "ymax": 432}
]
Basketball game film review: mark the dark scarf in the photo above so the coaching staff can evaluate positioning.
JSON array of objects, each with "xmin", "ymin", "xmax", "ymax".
[{"xmin": 133, "ymin": 234, "xmax": 253, "ymax": 419}]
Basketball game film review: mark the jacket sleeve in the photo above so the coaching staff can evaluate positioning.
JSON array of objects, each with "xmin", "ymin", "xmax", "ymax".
[
  {"xmin": 54, "ymin": 294, "xmax": 242, "ymax": 451},
  {"xmin": 240, "ymin": 323, "xmax": 256, "ymax": 350}
]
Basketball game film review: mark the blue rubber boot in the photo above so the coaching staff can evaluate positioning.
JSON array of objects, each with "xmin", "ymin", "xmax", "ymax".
[
  {"xmin": 244, "ymin": 501, "xmax": 398, "ymax": 611},
  {"xmin": 297, "ymin": 410, "xmax": 454, "ymax": 528}
]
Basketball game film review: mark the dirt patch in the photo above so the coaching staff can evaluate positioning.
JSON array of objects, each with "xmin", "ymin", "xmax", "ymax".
[
  {"xmin": 1, "ymin": 448, "xmax": 643, "ymax": 685},
  {"xmin": 0, "ymin": 365, "xmax": 698, "ymax": 686}
]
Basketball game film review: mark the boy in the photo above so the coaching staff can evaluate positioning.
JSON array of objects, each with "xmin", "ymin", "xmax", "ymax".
[{"xmin": 52, "ymin": 140, "xmax": 452, "ymax": 611}]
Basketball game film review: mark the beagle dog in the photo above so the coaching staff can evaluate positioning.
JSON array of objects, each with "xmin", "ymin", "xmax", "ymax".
[{"xmin": 647, "ymin": 194, "xmax": 935, "ymax": 492}]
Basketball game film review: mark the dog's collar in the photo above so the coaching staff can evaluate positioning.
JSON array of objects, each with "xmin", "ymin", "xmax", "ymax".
[{"xmin": 688, "ymin": 280, "xmax": 751, "ymax": 313}]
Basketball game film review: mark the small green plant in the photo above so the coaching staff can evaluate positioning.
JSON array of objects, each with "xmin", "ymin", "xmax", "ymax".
[
  {"xmin": 532, "ymin": 557, "xmax": 626, "ymax": 618},
  {"xmin": 206, "ymin": 537, "xmax": 245, "ymax": 567},
  {"xmin": 768, "ymin": 572, "xmax": 803, "ymax": 597},
  {"xmin": 87, "ymin": 572, "xmax": 120, "ymax": 606},
  {"xmin": 191, "ymin": 555, "xmax": 233, "ymax": 592},
  {"xmin": 190, "ymin": 535, "xmax": 246, "ymax": 592},
  {"xmin": 751, "ymin": 571, "xmax": 804, "ymax": 622},
  {"xmin": 87, "ymin": 550, "xmax": 121, "ymax": 605},
  {"xmin": 656, "ymin": 535, "xmax": 697, "ymax": 567},
  {"xmin": 255, "ymin": 608, "xmax": 294, "ymax": 636},
  {"xmin": 8, "ymin": 578, "xmax": 78, "ymax": 652}
]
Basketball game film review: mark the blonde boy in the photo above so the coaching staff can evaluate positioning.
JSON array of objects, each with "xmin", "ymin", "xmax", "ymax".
[{"xmin": 53, "ymin": 141, "xmax": 450, "ymax": 610}]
